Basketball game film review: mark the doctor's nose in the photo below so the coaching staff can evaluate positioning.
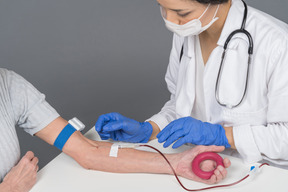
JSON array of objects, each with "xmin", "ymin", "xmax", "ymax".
[{"xmin": 165, "ymin": 11, "xmax": 182, "ymax": 25}]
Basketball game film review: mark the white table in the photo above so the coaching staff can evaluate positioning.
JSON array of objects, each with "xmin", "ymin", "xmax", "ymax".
[{"xmin": 30, "ymin": 128, "xmax": 288, "ymax": 192}]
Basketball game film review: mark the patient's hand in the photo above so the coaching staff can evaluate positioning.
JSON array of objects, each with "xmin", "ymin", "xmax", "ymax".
[
  {"xmin": 1, "ymin": 151, "xmax": 39, "ymax": 192},
  {"xmin": 173, "ymin": 145, "xmax": 231, "ymax": 184}
]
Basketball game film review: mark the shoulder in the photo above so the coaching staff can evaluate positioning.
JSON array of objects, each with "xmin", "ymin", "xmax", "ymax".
[
  {"xmin": 0, "ymin": 68, "xmax": 31, "ymax": 89},
  {"xmin": 246, "ymin": 8, "xmax": 288, "ymax": 83},
  {"xmin": 0, "ymin": 68, "xmax": 43, "ymax": 102},
  {"xmin": 245, "ymin": 6, "xmax": 288, "ymax": 70},
  {"xmin": 0, "ymin": 68, "xmax": 15, "ymax": 78},
  {"xmin": 0, "ymin": 68, "xmax": 21, "ymax": 86},
  {"xmin": 0, "ymin": 68, "xmax": 25, "ymax": 79},
  {"xmin": 247, "ymin": 6, "xmax": 288, "ymax": 44}
]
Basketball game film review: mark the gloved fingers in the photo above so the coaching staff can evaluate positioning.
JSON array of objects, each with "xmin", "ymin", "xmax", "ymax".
[
  {"xmin": 156, "ymin": 121, "xmax": 176, "ymax": 139},
  {"xmin": 157, "ymin": 122, "xmax": 183, "ymax": 143},
  {"xmin": 95, "ymin": 117, "xmax": 105, "ymax": 132},
  {"xmin": 162, "ymin": 130, "xmax": 185, "ymax": 148},
  {"xmin": 110, "ymin": 131, "xmax": 119, "ymax": 141},
  {"xmin": 102, "ymin": 121, "xmax": 124, "ymax": 132},
  {"xmin": 172, "ymin": 137, "xmax": 187, "ymax": 148},
  {"xmin": 95, "ymin": 114, "xmax": 114, "ymax": 132},
  {"xmin": 99, "ymin": 133, "xmax": 111, "ymax": 140},
  {"xmin": 98, "ymin": 130, "xmax": 111, "ymax": 137},
  {"xmin": 99, "ymin": 136, "xmax": 110, "ymax": 140},
  {"xmin": 157, "ymin": 129, "xmax": 171, "ymax": 143},
  {"xmin": 164, "ymin": 118, "xmax": 189, "ymax": 135},
  {"xmin": 106, "ymin": 112, "xmax": 124, "ymax": 120}
]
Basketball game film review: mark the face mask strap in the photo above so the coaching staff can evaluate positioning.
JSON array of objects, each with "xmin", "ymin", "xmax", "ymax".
[
  {"xmin": 198, "ymin": 3, "xmax": 211, "ymax": 20},
  {"xmin": 160, "ymin": 6, "xmax": 166, "ymax": 19},
  {"xmin": 199, "ymin": 3, "xmax": 220, "ymax": 21},
  {"xmin": 213, "ymin": 5, "xmax": 220, "ymax": 19}
]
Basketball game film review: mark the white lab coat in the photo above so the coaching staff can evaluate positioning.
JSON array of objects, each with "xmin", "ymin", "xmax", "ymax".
[{"xmin": 148, "ymin": 0, "xmax": 288, "ymax": 167}]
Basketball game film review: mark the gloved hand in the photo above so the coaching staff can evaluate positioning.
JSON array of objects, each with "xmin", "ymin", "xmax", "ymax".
[
  {"xmin": 95, "ymin": 112, "xmax": 153, "ymax": 143},
  {"xmin": 157, "ymin": 116, "xmax": 231, "ymax": 149}
]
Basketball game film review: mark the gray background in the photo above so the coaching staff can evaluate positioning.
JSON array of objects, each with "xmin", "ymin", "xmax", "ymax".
[{"xmin": 0, "ymin": 0, "xmax": 287, "ymax": 169}]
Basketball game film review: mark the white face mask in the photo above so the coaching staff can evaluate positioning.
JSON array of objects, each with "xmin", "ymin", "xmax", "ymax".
[{"xmin": 161, "ymin": 4, "xmax": 220, "ymax": 37}]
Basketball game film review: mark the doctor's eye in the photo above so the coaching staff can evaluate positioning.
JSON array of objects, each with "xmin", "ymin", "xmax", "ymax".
[{"xmin": 178, "ymin": 12, "xmax": 191, "ymax": 17}]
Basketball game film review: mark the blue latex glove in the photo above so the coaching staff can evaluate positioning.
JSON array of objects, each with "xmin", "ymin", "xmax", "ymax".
[
  {"xmin": 157, "ymin": 117, "xmax": 231, "ymax": 149},
  {"xmin": 95, "ymin": 112, "xmax": 153, "ymax": 143}
]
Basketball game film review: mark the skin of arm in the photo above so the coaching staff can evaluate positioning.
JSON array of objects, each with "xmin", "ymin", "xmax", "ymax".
[
  {"xmin": 224, "ymin": 127, "xmax": 236, "ymax": 149},
  {"xmin": 35, "ymin": 117, "xmax": 231, "ymax": 184},
  {"xmin": 148, "ymin": 121, "xmax": 161, "ymax": 140}
]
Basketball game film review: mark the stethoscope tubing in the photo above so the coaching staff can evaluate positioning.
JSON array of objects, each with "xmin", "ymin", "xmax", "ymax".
[{"xmin": 215, "ymin": 0, "xmax": 253, "ymax": 108}]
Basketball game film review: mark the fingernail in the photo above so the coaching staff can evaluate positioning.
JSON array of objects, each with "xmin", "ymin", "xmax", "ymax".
[{"xmin": 218, "ymin": 166, "xmax": 224, "ymax": 172}]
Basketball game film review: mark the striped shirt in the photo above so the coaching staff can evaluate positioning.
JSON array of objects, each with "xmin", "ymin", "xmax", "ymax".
[{"xmin": 0, "ymin": 68, "xmax": 59, "ymax": 182}]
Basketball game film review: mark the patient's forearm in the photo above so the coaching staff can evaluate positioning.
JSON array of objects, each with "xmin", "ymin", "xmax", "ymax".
[
  {"xmin": 64, "ymin": 132, "xmax": 174, "ymax": 174},
  {"xmin": 87, "ymin": 143, "xmax": 174, "ymax": 174}
]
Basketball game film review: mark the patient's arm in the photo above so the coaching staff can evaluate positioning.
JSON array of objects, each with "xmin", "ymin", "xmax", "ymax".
[{"xmin": 36, "ymin": 117, "xmax": 231, "ymax": 184}]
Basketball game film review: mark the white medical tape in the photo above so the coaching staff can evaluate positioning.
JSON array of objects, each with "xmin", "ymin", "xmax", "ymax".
[
  {"xmin": 118, "ymin": 143, "xmax": 141, "ymax": 149},
  {"xmin": 109, "ymin": 144, "xmax": 119, "ymax": 157}
]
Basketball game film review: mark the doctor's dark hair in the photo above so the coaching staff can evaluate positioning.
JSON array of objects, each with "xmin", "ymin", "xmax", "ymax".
[{"xmin": 194, "ymin": 0, "xmax": 229, "ymax": 4}]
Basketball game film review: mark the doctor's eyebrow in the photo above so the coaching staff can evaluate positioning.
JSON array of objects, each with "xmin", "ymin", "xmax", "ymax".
[{"xmin": 157, "ymin": 2, "xmax": 189, "ymax": 13}]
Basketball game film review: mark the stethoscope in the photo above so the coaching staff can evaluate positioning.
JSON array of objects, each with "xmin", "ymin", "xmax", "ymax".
[
  {"xmin": 215, "ymin": 0, "xmax": 253, "ymax": 108},
  {"xmin": 178, "ymin": 0, "xmax": 254, "ymax": 109}
]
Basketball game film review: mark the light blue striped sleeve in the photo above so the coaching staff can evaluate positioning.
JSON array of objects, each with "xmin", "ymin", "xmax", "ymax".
[{"xmin": 7, "ymin": 69, "xmax": 60, "ymax": 135}]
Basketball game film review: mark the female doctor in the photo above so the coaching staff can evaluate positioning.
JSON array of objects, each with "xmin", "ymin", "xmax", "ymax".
[{"xmin": 95, "ymin": 0, "xmax": 288, "ymax": 168}]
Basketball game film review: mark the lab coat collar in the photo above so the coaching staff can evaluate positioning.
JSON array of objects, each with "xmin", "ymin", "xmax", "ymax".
[{"xmin": 217, "ymin": 0, "xmax": 248, "ymax": 48}]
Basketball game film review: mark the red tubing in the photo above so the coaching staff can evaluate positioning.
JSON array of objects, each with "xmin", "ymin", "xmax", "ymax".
[
  {"xmin": 192, "ymin": 152, "xmax": 224, "ymax": 180},
  {"xmin": 139, "ymin": 144, "xmax": 269, "ymax": 191}
]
